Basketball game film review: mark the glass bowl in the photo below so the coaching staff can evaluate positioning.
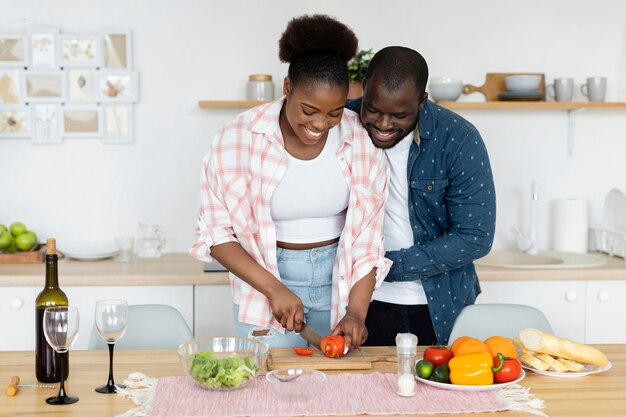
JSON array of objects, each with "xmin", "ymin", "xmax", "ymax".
[
  {"xmin": 266, "ymin": 368, "xmax": 326, "ymax": 401},
  {"xmin": 178, "ymin": 336, "xmax": 269, "ymax": 391}
]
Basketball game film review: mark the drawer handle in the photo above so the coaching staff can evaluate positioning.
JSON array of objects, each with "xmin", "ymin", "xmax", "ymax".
[
  {"xmin": 597, "ymin": 291, "xmax": 611, "ymax": 302},
  {"xmin": 565, "ymin": 291, "xmax": 578, "ymax": 302},
  {"xmin": 10, "ymin": 298, "xmax": 24, "ymax": 310}
]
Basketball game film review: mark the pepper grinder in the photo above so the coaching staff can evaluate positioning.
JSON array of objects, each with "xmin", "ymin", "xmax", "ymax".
[{"xmin": 395, "ymin": 333, "xmax": 418, "ymax": 397}]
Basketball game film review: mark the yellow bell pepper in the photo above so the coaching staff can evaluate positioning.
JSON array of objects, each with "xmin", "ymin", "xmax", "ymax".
[{"xmin": 448, "ymin": 351, "xmax": 494, "ymax": 385}]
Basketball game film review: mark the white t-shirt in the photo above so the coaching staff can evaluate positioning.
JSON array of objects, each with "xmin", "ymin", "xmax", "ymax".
[{"xmin": 373, "ymin": 133, "xmax": 428, "ymax": 305}]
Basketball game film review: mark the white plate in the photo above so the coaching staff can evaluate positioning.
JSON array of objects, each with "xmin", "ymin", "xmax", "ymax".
[
  {"xmin": 415, "ymin": 369, "xmax": 525, "ymax": 391},
  {"xmin": 522, "ymin": 361, "xmax": 612, "ymax": 378},
  {"xmin": 62, "ymin": 244, "xmax": 118, "ymax": 260}
]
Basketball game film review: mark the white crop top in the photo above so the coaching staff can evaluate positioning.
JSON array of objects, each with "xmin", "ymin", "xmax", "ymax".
[{"xmin": 271, "ymin": 128, "xmax": 350, "ymax": 243}]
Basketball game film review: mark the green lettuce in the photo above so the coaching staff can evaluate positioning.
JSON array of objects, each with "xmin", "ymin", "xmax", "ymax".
[{"xmin": 189, "ymin": 351, "xmax": 258, "ymax": 389}]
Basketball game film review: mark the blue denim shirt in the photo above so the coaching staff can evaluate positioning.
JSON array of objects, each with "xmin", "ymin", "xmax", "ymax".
[{"xmin": 347, "ymin": 99, "xmax": 496, "ymax": 344}]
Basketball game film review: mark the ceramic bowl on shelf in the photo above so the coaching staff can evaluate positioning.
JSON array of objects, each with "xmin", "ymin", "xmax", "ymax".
[
  {"xmin": 505, "ymin": 75, "xmax": 542, "ymax": 92},
  {"xmin": 428, "ymin": 77, "xmax": 464, "ymax": 102}
]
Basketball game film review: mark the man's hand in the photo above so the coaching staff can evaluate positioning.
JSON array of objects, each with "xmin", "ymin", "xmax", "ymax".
[
  {"xmin": 333, "ymin": 312, "xmax": 368, "ymax": 351},
  {"xmin": 267, "ymin": 284, "xmax": 305, "ymax": 332}
]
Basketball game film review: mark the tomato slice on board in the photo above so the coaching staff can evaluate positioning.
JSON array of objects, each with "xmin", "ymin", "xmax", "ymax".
[{"xmin": 292, "ymin": 347, "xmax": 314, "ymax": 356}]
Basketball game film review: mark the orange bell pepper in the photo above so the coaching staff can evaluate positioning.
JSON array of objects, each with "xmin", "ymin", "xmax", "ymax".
[
  {"xmin": 448, "ymin": 351, "xmax": 494, "ymax": 385},
  {"xmin": 451, "ymin": 337, "xmax": 489, "ymax": 356},
  {"xmin": 484, "ymin": 336, "xmax": 517, "ymax": 359}
]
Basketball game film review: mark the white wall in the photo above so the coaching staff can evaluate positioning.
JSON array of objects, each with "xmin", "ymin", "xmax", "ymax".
[{"xmin": 1, "ymin": 0, "xmax": 625, "ymax": 253}]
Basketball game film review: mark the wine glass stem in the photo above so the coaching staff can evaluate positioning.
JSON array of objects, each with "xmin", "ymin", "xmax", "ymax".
[
  {"xmin": 58, "ymin": 352, "xmax": 67, "ymax": 399},
  {"xmin": 107, "ymin": 343, "xmax": 116, "ymax": 387}
]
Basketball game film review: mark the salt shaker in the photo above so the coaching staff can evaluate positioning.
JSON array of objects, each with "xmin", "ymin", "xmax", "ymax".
[
  {"xmin": 246, "ymin": 74, "xmax": 274, "ymax": 101},
  {"xmin": 395, "ymin": 333, "xmax": 418, "ymax": 397}
]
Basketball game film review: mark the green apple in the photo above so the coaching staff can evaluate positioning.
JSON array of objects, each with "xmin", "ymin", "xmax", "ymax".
[
  {"xmin": 10, "ymin": 222, "xmax": 27, "ymax": 237},
  {"xmin": 0, "ymin": 232, "xmax": 14, "ymax": 250},
  {"xmin": 16, "ymin": 233, "xmax": 36, "ymax": 251},
  {"xmin": 24, "ymin": 230, "xmax": 38, "ymax": 243},
  {"xmin": 5, "ymin": 241, "xmax": 17, "ymax": 253},
  {"xmin": 0, "ymin": 224, "xmax": 7, "ymax": 235}
]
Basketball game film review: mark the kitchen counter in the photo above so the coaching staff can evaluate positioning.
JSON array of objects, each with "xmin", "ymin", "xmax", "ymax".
[
  {"xmin": 1, "ymin": 345, "xmax": 625, "ymax": 416},
  {"xmin": 1, "ymin": 252, "xmax": 625, "ymax": 287}
]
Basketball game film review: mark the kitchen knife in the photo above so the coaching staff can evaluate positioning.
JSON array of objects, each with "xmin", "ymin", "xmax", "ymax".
[{"xmin": 298, "ymin": 322, "xmax": 323, "ymax": 351}]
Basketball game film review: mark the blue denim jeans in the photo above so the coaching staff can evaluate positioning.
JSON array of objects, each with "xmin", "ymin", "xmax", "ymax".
[{"xmin": 233, "ymin": 242, "xmax": 336, "ymax": 348}]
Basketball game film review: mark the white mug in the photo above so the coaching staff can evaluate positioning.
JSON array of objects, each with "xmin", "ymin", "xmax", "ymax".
[
  {"xmin": 581, "ymin": 77, "xmax": 607, "ymax": 102},
  {"xmin": 546, "ymin": 78, "xmax": 574, "ymax": 102}
]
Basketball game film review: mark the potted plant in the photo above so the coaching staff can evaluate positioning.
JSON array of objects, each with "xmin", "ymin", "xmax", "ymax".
[{"xmin": 347, "ymin": 48, "xmax": 374, "ymax": 99}]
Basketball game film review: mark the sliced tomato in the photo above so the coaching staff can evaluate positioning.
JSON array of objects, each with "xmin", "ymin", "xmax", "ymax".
[
  {"xmin": 292, "ymin": 347, "xmax": 314, "ymax": 356},
  {"xmin": 320, "ymin": 335, "xmax": 346, "ymax": 359}
]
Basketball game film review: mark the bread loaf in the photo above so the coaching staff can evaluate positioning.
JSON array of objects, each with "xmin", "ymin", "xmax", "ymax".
[
  {"xmin": 557, "ymin": 357, "xmax": 585, "ymax": 372},
  {"xmin": 520, "ymin": 353, "xmax": 550, "ymax": 371},
  {"xmin": 519, "ymin": 328, "xmax": 608, "ymax": 366},
  {"xmin": 535, "ymin": 353, "xmax": 569, "ymax": 372}
]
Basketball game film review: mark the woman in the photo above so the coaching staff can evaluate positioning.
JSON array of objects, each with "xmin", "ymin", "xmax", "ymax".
[{"xmin": 191, "ymin": 15, "xmax": 390, "ymax": 350}]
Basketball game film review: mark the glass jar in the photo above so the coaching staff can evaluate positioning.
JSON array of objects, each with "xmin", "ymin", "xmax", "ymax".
[
  {"xmin": 136, "ymin": 222, "xmax": 166, "ymax": 258},
  {"xmin": 246, "ymin": 74, "xmax": 274, "ymax": 101}
]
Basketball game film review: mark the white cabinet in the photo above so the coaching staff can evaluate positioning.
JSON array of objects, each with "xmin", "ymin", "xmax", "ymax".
[
  {"xmin": 586, "ymin": 281, "xmax": 626, "ymax": 344},
  {"xmin": 0, "ymin": 287, "xmax": 37, "ymax": 350},
  {"xmin": 478, "ymin": 280, "xmax": 586, "ymax": 342},
  {"xmin": 60, "ymin": 286, "xmax": 194, "ymax": 350},
  {"xmin": 194, "ymin": 285, "xmax": 235, "ymax": 338}
]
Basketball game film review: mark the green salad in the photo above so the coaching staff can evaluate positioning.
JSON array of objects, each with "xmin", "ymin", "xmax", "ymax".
[{"xmin": 189, "ymin": 351, "xmax": 258, "ymax": 389}]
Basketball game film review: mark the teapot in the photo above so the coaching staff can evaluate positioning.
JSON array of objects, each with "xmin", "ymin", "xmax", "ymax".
[{"xmin": 136, "ymin": 222, "xmax": 166, "ymax": 258}]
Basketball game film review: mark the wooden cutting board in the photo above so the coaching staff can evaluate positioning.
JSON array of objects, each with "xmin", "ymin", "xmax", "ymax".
[
  {"xmin": 463, "ymin": 72, "xmax": 545, "ymax": 101},
  {"xmin": 267, "ymin": 347, "xmax": 373, "ymax": 370}
]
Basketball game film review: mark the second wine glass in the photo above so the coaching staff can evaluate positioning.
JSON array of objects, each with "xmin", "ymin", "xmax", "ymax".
[{"xmin": 95, "ymin": 299, "xmax": 128, "ymax": 393}]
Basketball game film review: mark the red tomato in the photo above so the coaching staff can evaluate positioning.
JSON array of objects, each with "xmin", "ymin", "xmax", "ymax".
[
  {"xmin": 320, "ymin": 335, "xmax": 346, "ymax": 359},
  {"xmin": 423, "ymin": 346, "xmax": 454, "ymax": 367},
  {"xmin": 492, "ymin": 353, "xmax": 522, "ymax": 383},
  {"xmin": 292, "ymin": 347, "xmax": 314, "ymax": 356}
]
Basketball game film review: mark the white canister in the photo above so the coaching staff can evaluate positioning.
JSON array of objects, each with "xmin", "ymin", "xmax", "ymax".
[
  {"xmin": 246, "ymin": 74, "xmax": 274, "ymax": 101},
  {"xmin": 551, "ymin": 199, "xmax": 589, "ymax": 253}
]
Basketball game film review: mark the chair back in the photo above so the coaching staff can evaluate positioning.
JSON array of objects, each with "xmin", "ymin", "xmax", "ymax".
[
  {"xmin": 88, "ymin": 304, "xmax": 193, "ymax": 349},
  {"xmin": 448, "ymin": 303, "xmax": 553, "ymax": 342}
]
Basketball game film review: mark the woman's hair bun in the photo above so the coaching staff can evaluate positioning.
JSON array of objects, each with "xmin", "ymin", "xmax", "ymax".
[{"xmin": 278, "ymin": 14, "xmax": 358, "ymax": 63}]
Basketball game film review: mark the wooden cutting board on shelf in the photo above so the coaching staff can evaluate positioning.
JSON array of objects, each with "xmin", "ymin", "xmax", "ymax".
[
  {"xmin": 463, "ymin": 72, "xmax": 545, "ymax": 101},
  {"xmin": 267, "ymin": 347, "xmax": 373, "ymax": 370}
]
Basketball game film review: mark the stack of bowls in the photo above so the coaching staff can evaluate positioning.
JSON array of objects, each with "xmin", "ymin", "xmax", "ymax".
[
  {"xmin": 428, "ymin": 77, "xmax": 464, "ymax": 102},
  {"xmin": 500, "ymin": 75, "xmax": 544, "ymax": 101}
]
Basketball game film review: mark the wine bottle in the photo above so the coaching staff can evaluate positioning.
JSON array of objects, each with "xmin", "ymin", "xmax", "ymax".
[{"xmin": 35, "ymin": 238, "xmax": 69, "ymax": 383}]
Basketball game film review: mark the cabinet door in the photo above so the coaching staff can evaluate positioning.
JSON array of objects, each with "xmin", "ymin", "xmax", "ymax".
[
  {"xmin": 194, "ymin": 285, "xmax": 235, "ymax": 338},
  {"xmin": 0, "ymin": 287, "xmax": 36, "ymax": 350},
  {"xmin": 64, "ymin": 286, "xmax": 193, "ymax": 350},
  {"xmin": 586, "ymin": 281, "xmax": 626, "ymax": 344},
  {"xmin": 478, "ymin": 280, "xmax": 586, "ymax": 342}
]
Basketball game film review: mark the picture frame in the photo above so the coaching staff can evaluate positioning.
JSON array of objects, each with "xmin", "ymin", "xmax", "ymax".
[
  {"xmin": 31, "ymin": 104, "xmax": 61, "ymax": 144},
  {"xmin": 0, "ymin": 68, "xmax": 23, "ymax": 104},
  {"xmin": 28, "ymin": 29, "xmax": 59, "ymax": 69},
  {"xmin": 0, "ymin": 34, "xmax": 28, "ymax": 67},
  {"xmin": 102, "ymin": 103, "xmax": 133, "ymax": 144},
  {"xmin": 101, "ymin": 29, "xmax": 132, "ymax": 70},
  {"xmin": 59, "ymin": 34, "xmax": 100, "ymax": 68},
  {"xmin": 67, "ymin": 68, "xmax": 96, "ymax": 103},
  {"xmin": 96, "ymin": 71, "xmax": 138, "ymax": 102},
  {"xmin": 60, "ymin": 105, "xmax": 103, "ymax": 138},
  {"xmin": 0, "ymin": 105, "xmax": 31, "ymax": 138},
  {"xmin": 23, "ymin": 70, "xmax": 66, "ymax": 102}
]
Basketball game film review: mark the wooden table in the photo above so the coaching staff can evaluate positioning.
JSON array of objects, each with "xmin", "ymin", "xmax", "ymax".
[{"xmin": 1, "ymin": 346, "xmax": 625, "ymax": 416}]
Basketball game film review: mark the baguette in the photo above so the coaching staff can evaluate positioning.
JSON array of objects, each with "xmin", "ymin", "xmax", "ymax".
[
  {"xmin": 519, "ymin": 328, "xmax": 608, "ymax": 366},
  {"xmin": 557, "ymin": 357, "xmax": 585, "ymax": 372},
  {"xmin": 520, "ymin": 353, "xmax": 550, "ymax": 371},
  {"xmin": 535, "ymin": 353, "xmax": 569, "ymax": 373}
]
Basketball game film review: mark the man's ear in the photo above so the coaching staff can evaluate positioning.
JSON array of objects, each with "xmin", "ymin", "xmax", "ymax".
[
  {"xmin": 283, "ymin": 77, "xmax": 291, "ymax": 96},
  {"xmin": 418, "ymin": 92, "xmax": 429, "ymax": 112}
]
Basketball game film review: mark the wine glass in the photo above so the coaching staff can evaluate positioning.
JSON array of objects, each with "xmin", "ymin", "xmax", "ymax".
[
  {"xmin": 42, "ymin": 306, "xmax": 80, "ymax": 405},
  {"xmin": 94, "ymin": 299, "xmax": 128, "ymax": 393}
]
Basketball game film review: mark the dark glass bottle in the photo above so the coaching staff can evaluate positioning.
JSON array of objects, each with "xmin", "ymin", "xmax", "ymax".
[{"xmin": 35, "ymin": 238, "xmax": 69, "ymax": 383}]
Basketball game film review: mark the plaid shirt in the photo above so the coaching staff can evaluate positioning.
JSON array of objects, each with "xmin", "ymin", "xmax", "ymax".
[{"xmin": 191, "ymin": 97, "xmax": 391, "ymax": 330}]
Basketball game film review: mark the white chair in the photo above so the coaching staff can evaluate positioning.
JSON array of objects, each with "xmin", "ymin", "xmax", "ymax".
[
  {"xmin": 448, "ymin": 303, "xmax": 553, "ymax": 342},
  {"xmin": 88, "ymin": 304, "xmax": 193, "ymax": 349}
]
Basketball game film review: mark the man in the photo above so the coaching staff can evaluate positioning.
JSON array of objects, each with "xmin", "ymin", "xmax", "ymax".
[{"xmin": 347, "ymin": 46, "xmax": 496, "ymax": 345}]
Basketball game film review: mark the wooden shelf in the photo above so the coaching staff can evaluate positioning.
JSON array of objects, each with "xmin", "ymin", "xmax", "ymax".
[
  {"xmin": 438, "ymin": 101, "xmax": 626, "ymax": 110},
  {"xmin": 198, "ymin": 100, "xmax": 270, "ymax": 108}
]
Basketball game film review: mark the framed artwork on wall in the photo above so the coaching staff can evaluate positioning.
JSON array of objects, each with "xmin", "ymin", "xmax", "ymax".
[
  {"xmin": 24, "ymin": 70, "xmax": 66, "ymax": 102},
  {"xmin": 0, "ymin": 68, "xmax": 23, "ymax": 104},
  {"xmin": 60, "ymin": 105, "xmax": 102, "ymax": 137},
  {"xmin": 0, "ymin": 34, "xmax": 28, "ymax": 67},
  {"xmin": 101, "ymin": 29, "xmax": 132, "ymax": 70},
  {"xmin": 31, "ymin": 104, "xmax": 61, "ymax": 144},
  {"xmin": 60, "ymin": 34, "xmax": 100, "ymax": 67},
  {"xmin": 67, "ymin": 68, "xmax": 95, "ymax": 103},
  {"xmin": 103, "ymin": 103, "xmax": 133, "ymax": 143},
  {"xmin": 29, "ymin": 29, "xmax": 59, "ymax": 69},
  {"xmin": 0, "ymin": 105, "xmax": 31, "ymax": 138},
  {"xmin": 97, "ymin": 72, "xmax": 138, "ymax": 102}
]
